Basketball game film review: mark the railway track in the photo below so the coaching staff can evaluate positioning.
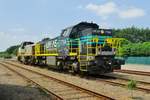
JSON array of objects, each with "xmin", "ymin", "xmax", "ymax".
[
  {"xmin": 114, "ymin": 69, "xmax": 150, "ymax": 76},
  {"xmin": 4, "ymin": 61, "xmax": 150, "ymax": 93},
  {"xmin": 0, "ymin": 62, "xmax": 114, "ymax": 100}
]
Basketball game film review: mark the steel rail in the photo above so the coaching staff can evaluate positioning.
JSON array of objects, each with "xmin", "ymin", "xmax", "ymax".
[
  {"xmin": 114, "ymin": 69, "xmax": 150, "ymax": 76},
  {"xmin": 1, "ymin": 62, "xmax": 114, "ymax": 100}
]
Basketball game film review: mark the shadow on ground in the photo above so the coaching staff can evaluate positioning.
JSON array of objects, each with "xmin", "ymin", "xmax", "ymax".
[{"xmin": 0, "ymin": 84, "xmax": 51, "ymax": 100}]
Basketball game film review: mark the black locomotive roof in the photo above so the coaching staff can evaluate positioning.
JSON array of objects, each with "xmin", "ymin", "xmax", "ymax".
[
  {"xmin": 62, "ymin": 22, "xmax": 99, "ymax": 31},
  {"xmin": 38, "ymin": 37, "xmax": 51, "ymax": 44},
  {"xmin": 20, "ymin": 41, "xmax": 34, "ymax": 48},
  {"xmin": 74, "ymin": 22, "xmax": 99, "ymax": 29},
  {"xmin": 22, "ymin": 41, "xmax": 34, "ymax": 45},
  {"xmin": 60, "ymin": 22, "xmax": 99, "ymax": 37}
]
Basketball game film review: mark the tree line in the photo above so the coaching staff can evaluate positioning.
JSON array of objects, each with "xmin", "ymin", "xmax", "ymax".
[
  {"xmin": 113, "ymin": 26, "xmax": 150, "ymax": 56},
  {"xmin": 0, "ymin": 45, "xmax": 19, "ymax": 58},
  {"xmin": 113, "ymin": 26, "xmax": 150, "ymax": 43},
  {"xmin": 117, "ymin": 42, "xmax": 150, "ymax": 57}
]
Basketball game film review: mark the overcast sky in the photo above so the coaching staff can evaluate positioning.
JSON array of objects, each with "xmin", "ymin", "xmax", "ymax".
[{"xmin": 0, "ymin": 0, "xmax": 149, "ymax": 51}]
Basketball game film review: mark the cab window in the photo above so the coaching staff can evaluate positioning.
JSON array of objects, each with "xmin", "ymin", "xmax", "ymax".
[{"xmin": 61, "ymin": 28, "xmax": 72, "ymax": 37}]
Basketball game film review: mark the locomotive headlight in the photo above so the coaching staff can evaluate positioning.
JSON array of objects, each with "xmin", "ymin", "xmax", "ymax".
[
  {"xmin": 108, "ymin": 62, "xmax": 112, "ymax": 65},
  {"xmin": 101, "ymin": 30, "xmax": 104, "ymax": 34}
]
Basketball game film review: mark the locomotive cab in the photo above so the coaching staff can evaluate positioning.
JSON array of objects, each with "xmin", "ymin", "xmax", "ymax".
[{"xmin": 77, "ymin": 28, "xmax": 118, "ymax": 74}]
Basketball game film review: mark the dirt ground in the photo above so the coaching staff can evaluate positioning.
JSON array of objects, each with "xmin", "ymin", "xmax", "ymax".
[{"xmin": 0, "ymin": 64, "xmax": 51, "ymax": 100}]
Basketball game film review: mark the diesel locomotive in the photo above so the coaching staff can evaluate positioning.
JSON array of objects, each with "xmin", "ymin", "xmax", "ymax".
[{"xmin": 17, "ymin": 22, "xmax": 125, "ymax": 74}]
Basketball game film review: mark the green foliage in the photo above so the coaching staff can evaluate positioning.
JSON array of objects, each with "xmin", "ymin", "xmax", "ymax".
[
  {"xmin": 113, "ymin": 27, "xmax": 150, "ymax": 56},
  {"xmin": 113, "ymin": 26, "xmax": 150, "ymax": 43},
  {"xmin": 118, "ymin": 42, "xmax": 150, "ymax": 57},
  {"xmin": 0, "ymin": 52, "xmax": 12, "ymax": 58},
  {"xmin": 6, "ymin": 45, "xmax": 20, "ymax": 55},
  {"xmin": 127, "ymin": 80, "xmax": 137, "ymax": 98},
  {"xmin": 0, "ymin": 52, "xmax": 6, "ymax": 57},
  {"xmin": 128, "ymin": 80, "xmax": 137, "ymax": 90},
  {"xmin": 0, "ymin": 45, "xmax": 20, "ymax": 58}
]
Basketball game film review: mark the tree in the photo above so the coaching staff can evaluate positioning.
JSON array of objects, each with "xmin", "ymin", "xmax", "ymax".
[
  {"xmin": 113, "ymin": 26, "xmax": 150, "ymax": 43},
  {"xmin": 6, "ymin": 45, "xmax": 20, "ymax": 55}
]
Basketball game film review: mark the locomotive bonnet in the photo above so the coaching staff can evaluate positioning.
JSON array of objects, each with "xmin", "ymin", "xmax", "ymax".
[{"xmin": 18, "ymin": 22, "xmax": 125, "ymax": 74}]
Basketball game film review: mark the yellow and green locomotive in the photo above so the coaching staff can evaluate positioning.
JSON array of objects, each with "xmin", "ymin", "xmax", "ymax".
[{"xmin": 17, "ymin": 22, "xmax": 125, "ymax": 74}]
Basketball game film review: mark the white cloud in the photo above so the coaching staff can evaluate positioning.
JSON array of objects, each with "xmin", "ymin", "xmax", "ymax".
[
  {"xmin": 119, "ymin": 7, "xmax": 145, "ymax": 19},
  {"xmin": 85, "ymin": 2, "xmax": 146, "ymax": 20},
  {"xmin": 86, "ymin": 2, "xmax": 117, "ymax": 19}
]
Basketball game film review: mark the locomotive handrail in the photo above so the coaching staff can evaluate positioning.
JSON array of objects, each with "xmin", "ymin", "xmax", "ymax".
[{"xmin": 34, "ymin": 34, "xmax": 114, "ymax": 57}]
